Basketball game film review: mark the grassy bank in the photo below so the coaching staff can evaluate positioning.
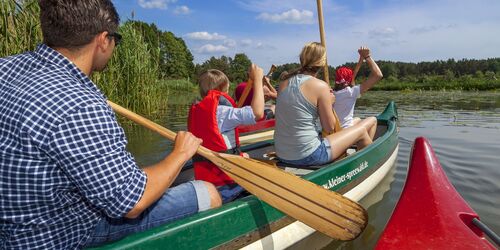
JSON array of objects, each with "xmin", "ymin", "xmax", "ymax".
[{"xmin": 368, "ymin": 74, "xmax": 500, "ymax": 91}]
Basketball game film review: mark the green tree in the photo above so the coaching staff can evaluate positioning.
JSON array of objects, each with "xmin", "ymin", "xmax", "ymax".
[
  {"xmin": 127, "ymin": 20, "xmax": 194, "ymax": 79},
  {"xmin": 228, "ymin": 53, "xmax": 252, "ymax": 83}
]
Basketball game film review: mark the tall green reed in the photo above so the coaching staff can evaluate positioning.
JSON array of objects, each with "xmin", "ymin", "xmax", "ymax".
[
  {"xmin": 92, "ymin": 22, "xmax": 165, "ymax": 113},
  {"xmin": 0, "ymin": 0, "xmax": 41, "ymax": 56},
  {"xmin": 0, "ymin": 0, "xmax": 180, "ymax": 113}
]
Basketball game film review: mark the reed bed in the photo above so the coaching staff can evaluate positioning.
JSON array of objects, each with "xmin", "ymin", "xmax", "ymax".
[
  {"xmin": 0, "ymin": 0, "xmax": 192, "ymax": 113},
  {"xmin": 0, "ymin": 0, "xmax": 41, "ymax": 56}
]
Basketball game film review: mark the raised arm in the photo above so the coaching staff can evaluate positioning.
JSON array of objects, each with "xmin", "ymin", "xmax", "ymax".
[
  {"xmin": 263, "ymin": 76, "xmax": 278, "ymax": 100},
  {"xmin": 249, "ymin": 64, "xmax": 265, "ymax": 120},
  {"xmin": 359, "ymin": 46, "xmax": 383, "ymax": 94}
]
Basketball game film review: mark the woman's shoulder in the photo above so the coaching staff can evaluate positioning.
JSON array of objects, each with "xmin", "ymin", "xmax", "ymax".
[{"xmin": 304, "ymin": 77, "xmax": 329, "ymax": 90}]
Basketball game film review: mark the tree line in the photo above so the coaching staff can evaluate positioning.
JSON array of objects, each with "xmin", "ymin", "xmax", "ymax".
[{"xmin": 1, "ymin": 0, "xmax": 499, "ymax": 114}]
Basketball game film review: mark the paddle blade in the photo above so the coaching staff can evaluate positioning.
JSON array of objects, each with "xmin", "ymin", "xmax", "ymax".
[{"xmin": 204, "ymin": 152, "xmax": 368, "ymax": 241}]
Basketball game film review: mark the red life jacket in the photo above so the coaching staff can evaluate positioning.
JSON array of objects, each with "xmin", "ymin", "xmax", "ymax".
[{"xmin": 188, "ymin": 90, "xmax": 241, "ymax": 186}]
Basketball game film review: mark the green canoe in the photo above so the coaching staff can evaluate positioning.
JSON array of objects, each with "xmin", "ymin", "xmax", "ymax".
[{"xmin": 92, "ymin": 101, "xmax": 399, "ymax": 250}]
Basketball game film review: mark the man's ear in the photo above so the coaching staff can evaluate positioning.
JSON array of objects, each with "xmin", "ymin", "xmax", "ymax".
[{"xmin": 96, "ymin": 31, "xmax": 111, "ymax": 52}]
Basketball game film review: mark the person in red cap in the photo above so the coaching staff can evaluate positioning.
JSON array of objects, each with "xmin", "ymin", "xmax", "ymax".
[{"xmin": 334, "ymin": 46, "xmax": 383, "ymax": 131}]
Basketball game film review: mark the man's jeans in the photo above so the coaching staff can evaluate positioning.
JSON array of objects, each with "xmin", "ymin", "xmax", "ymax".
[{"xmin": 85, "ymin": 181, "xmax": 210, "ymax": 247}]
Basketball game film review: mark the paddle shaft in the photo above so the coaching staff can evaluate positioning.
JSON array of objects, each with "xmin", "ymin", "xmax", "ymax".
[
  {"xmin": 264, "ymin": 65, "xmax": 277, "ymax": 93},
  {"xmin": 316, "ymin": 0, "xmax": 329, "ymax": 83},
  {"xmin": 317, "ymin": 0, "xmax": 342, "ymax": 133},
  {"xmin": 108, "ymin": 101, "xmax": 212, "ymax": 156}
]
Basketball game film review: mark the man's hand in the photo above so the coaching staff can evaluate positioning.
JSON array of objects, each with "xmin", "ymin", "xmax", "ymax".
[{"xmin": 172, "ymin": 131, "xmax": 202, "ymax": 161}]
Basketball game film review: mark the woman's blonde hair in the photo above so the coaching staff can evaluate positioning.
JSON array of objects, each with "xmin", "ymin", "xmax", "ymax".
[
  {"xmin": 283, "ymin": 42, "xmax": 326, "ymax": 80},
  {"xmin": 197, "ymin": 69, "xmax": 230, "ymax": 97}
]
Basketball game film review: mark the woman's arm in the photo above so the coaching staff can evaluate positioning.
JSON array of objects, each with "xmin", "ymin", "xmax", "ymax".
[{"xmin": 317, "ymin": 84, "xmax": 336, "ymax": 134}]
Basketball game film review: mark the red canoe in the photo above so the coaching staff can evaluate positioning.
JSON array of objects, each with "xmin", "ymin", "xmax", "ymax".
[{"xmin": 375, "ymin": 137, "xmax": 496, "ymax": 249}]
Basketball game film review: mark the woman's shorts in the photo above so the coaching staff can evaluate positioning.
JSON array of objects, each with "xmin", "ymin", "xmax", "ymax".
[{"xmin": 279, "ymin": 139, "xmax": 332, "ymax": 166}]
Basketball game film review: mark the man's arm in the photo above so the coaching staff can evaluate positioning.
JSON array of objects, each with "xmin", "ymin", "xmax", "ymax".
[
  {"xmin": 126, "ymin": 131, "xmax": 201, "ymax": 218},
  {"xmin": 50, "ymin": 104, "xmax": 201, "ymax": 219}
]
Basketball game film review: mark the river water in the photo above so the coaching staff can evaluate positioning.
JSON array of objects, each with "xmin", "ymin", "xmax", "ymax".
[{"xmin": 122, "ymin": 90, "xmax": 500, "ymax": 249}]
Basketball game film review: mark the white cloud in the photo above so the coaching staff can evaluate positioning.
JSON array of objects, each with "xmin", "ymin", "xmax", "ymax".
[
  {"xmin": 198, "ymin": 44, "xmax": 229, "ymax": 54},
  {"xmin": 224, "ymin": 39, "xmax": 237, "ymax": 47},
  {"xmin": 138, "ymin": 0, "xmax": 176, "ymax": 10},
  {"xmin": 174, "ymin": 5, "xmax": 191, "ymax": 15},
  {"xmin": 185, "ymin": 32, "xmax": 226, "ymax": 41},
  {"xmin": 257, "ymin": 9, "xmax": 314, "ymax": 24},
  {"xmin": 240, "ymin": 39, "xmax": 253, "ymax": 47}
]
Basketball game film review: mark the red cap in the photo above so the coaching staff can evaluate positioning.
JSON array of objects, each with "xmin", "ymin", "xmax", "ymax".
[
  {"xmin": 234, "ymin": 82, "xmax": 253, "ymax": 106},
  {"xmin": 335, "ymin": 66, "xmax": 353, "ymax": 86}
]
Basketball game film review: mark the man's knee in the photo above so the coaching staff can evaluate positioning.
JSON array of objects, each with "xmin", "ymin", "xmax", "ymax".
[{"xmin": 203, "ymin": 182, "xmax": 222, "ymax": 208}]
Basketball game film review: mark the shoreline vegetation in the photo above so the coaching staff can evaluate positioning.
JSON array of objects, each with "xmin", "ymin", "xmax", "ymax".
[{"xmin": 2, "ymin": 1, "xmax": 499, "ymax": 113}]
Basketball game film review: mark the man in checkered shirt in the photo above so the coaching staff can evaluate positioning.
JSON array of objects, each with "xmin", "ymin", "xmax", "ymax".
[{"xmin": 0, "ymin": 1, "xmax": 222, "ymax": 249}]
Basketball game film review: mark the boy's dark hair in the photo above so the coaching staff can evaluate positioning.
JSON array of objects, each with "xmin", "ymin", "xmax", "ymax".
[{"xmin": 39, "ymin": 0, "xmax": 119, "ymax": 48}]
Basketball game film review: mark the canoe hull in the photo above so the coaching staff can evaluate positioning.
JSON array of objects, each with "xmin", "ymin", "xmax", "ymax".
[
  {"xmin": 375, "ymin": 137, "xmax": 495, "ymax": 250},
  {"xmin": 94, "ymin": 102, "xmax": 400, "ymax": 250},
  {"xmin": 242, "ymin": 144, "xmax": 398, "ymax": 249}
]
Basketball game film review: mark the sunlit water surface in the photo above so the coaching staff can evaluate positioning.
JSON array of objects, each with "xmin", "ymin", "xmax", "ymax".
[{"xmin": 121, "ymin": 90, "xmax": 500, "ymax": 249}]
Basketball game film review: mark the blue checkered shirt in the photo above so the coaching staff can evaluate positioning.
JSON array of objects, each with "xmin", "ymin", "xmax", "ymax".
[{"xmin": 0, "ymin": 44, "xmax": 147, "ymax": 249}]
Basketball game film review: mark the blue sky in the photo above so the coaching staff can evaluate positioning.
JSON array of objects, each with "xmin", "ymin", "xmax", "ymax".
[{"xmin": 113, "ymin": 0, "xmax": 500, "ymax": 71}]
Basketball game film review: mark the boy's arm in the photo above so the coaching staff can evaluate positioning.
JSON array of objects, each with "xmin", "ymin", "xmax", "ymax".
[
  {"xmin": 249, "ymin": 64, "xmax": 265, "ymax": 120},
  {"xmin": 359, "ymin": 47, "xmax": 383, "ymax": 94}
]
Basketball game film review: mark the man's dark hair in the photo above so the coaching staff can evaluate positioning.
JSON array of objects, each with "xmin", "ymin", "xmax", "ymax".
[{"xmin": 39, "ymin": 0, "xmax": 120, "ymax": 48}]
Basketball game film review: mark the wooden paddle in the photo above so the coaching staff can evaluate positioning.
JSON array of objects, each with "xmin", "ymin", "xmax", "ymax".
[
  {"xmin": 108, "ymin": 100, "xmax": 367, "ymax": 241},
  {"xmin": 317, "ymin": 0, "xmax": 342, "ymax": 134},
  {"xmin": 237, "ymin": 65, "xmax": 277, "ymax": 108},
  {"xmin": 263, "ymin": 64, "xmax": 277, "ymax": 93}
]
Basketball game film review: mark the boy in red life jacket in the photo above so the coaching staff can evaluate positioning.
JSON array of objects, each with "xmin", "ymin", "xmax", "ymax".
[{"xmin": 188, "ymin": 64, "xmax": 264, "ymax": 203}]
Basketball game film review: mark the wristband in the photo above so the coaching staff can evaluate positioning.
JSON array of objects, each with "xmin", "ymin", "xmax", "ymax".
[{"xmin": 364, "ymin": 55, "xmax": 371, "ymax": 60}]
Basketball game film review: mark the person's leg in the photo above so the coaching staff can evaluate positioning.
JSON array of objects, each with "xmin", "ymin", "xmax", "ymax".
[
  {"xmin": 352, "ymin": 117, "xmax": 361, "ymax": 126},
  {"xmin": 85, "ymin": 180, "xmax": 220, "ymax": 247},
  {"xmin": 325, "ymin": 122, "xmax": 372, "ymax": 159},
  {"xmin": 205, "ymin": 181, "xmax": 223, "ymax": 208},
  {"xmin": 361, "ymin": 116, "xmax": 377, "ymax": 140}
]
